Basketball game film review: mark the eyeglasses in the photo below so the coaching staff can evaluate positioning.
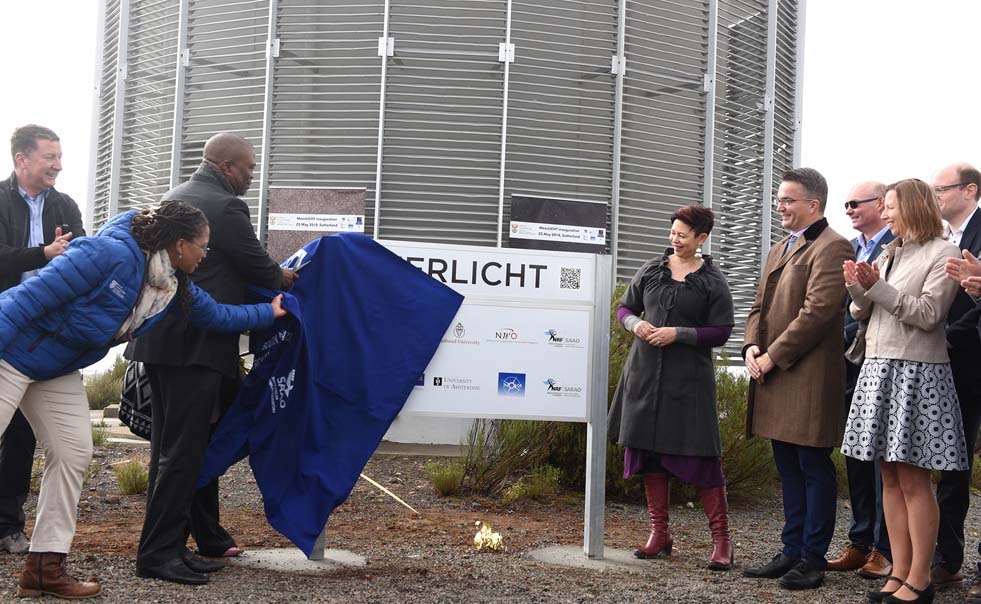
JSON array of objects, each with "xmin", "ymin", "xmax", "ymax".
[
  {"xmin": 934, "ymin": 183, "xmax": 966, "ymax": 195},
  {"xmin": 844, "ymin": 196, "xmax": 880, "ymax": 210},
  {"xmin": 775, "ymin": 197, "xmax": 815, "ymax": 207},
  {"xmin": 183, "ymin": 239, "xmax": 210, "ymax": 254}
]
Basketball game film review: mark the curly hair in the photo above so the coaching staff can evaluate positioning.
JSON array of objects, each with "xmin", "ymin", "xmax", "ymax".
[{"xmin": 131, "ymin": 201, "xmax": 209, "ymax": 316}]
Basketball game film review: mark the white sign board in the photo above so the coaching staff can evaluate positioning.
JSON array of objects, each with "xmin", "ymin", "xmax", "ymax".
[
  {"xmin": 268, "ymin": 213, "xmax": 365, "ymax": 232},
  {"xmin": 380, "ymin": 240, "xmax": 610, "ymax": 423}
]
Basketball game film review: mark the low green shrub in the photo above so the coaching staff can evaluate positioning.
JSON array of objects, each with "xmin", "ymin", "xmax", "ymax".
[
  {"xmin": 114, "ymin": 458, "xmax": 149, "ymax": 495},
  {"xmin": 84, "ymin": 356, "xmax": 127, "ymax": 410},
  {"xmin": 461, "ymin": 419, "xmax": 560, "ymax": 497},
  {"xmin": 502, "ymin": 465, "xmax": 561, "ymax": 505},
  {"xmin": 424, "ymin": 459, "xmax": 464, "ymax": 497},
  {"xmin": 91, "ymin": 422, "xmax": 109, "ymax": 447}
]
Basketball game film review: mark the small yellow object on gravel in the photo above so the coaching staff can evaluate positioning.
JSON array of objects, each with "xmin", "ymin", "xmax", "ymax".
[{"xmin": 473, "ymin": 521, "xmax": 503, "ymax": 552}]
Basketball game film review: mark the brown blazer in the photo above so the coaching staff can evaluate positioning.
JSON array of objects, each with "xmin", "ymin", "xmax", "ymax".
[{"xmin": 743, "ymin": 218, "xmax": 855, "ymax": 448}]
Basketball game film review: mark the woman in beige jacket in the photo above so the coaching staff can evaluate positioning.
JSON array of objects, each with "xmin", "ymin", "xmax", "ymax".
[{"xmin": 842, "ymin": 178, "xmax": 967, "ymax": 604}]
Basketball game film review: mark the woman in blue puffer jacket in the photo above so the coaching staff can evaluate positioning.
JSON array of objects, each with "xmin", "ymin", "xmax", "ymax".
[{"xmin": 0, "ymin": 201, "xmax": 286, "ymax": 599}]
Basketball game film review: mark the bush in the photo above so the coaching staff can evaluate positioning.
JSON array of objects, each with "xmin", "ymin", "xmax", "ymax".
[
  {"xmin": 91, "ymin": 422, "xmax": 109, "ymax": 447},
  {"xmin": 461, "ymin": 419, "xmax": 560, "ymax": 497},
  {"xmin": 502, "ymin": 465, "xmax": 561, "ymax": 505},
  {"xmin": 84, "ymin": 356, "xmax": 127, "ymax": 410},
  {"xmin": 425, "ymin": 459, "xmax": 464, "ymax": 497},
  {"xmin": 114, "ymin": 458, "xmax": 149, "ymax": 495},
  {"xmin": 715, "ymin": 364, "xmax": 778, "ymax": 498}
]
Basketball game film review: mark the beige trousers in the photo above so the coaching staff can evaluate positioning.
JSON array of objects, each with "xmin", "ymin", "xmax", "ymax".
[{"xmin": 0, "ymin": 360, "xmax": 92, "ymax": 553}]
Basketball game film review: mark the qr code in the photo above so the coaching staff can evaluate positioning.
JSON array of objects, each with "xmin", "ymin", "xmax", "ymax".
[{"xmin": 560, "ymin": 267, "xmax": 582, "ymax": 290}]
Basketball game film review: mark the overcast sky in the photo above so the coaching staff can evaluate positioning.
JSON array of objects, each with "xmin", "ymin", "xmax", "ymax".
[{"xmin": 1, "ymin": 0, "xmax": 978, "ymax": 239}]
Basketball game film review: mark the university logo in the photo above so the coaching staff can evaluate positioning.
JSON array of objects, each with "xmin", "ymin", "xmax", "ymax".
[
  {"xmin": 453, "ymin": 322, "xmax": 466, "ymax": 338},
  {"xmin": 497, "ymin": 372, "xmax": 526, "ymax": 397},
  {"xmin": 433, "ymin": 377, "xmax": 443, "ymax": 386}
]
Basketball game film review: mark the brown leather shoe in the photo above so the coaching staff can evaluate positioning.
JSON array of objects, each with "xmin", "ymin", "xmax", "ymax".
[
  {"xmin": 857, "ymin": 549, "xmax": 892, "ymax": 579},
  {"xmin": 965, "ymin": 575, "xmax": 981, "ymax": 603},
  {"xmin": 931, "ymin": 564, "xmax": 964, "ymax": 589},
  {"xmin": 826, "ymin": 544, "xmax": 868, "ymax": 571},
  {"xmin": 17, "ymin": 552, "xmax": 102, "ymax": 599}
]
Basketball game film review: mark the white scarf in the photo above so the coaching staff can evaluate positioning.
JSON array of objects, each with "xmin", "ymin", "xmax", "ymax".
[{"xmin": 114, "ymin": 250, "xmax": 179, "ymax": 341}]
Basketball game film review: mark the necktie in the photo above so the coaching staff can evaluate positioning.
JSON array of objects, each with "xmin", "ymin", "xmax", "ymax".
[{"xmin": 784, "ymin": 235, "xmax": 798, "ymax": 255}]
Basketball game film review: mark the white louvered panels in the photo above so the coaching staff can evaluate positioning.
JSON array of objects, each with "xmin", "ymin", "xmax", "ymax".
[
  {"xmin": 89, "ymin": 0, "xmax": 804, "ymax": 341},
  {"xmin": 117, "ymin": 0, "xmax": 179, "ymax": 213}
]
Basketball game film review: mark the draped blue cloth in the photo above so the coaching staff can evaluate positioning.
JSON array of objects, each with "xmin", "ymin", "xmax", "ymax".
[{"xmin": 197, "ymin": 233, "xmax": 464, "ymax": 556}]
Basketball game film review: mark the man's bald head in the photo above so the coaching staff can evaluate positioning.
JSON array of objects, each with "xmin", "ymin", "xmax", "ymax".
[
  {"xmin": 932, "ymin": 162, "xmax": 980, "ymax": 225},
  {"xmin": 202, "ymin": 132, "xmax": 256, "ymax": 196},
  {"xmin": 844, "ymin": 180, "xmax": 887, "ymax": 238}
]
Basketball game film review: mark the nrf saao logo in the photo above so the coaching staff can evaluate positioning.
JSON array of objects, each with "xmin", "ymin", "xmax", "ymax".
[
  {"xmin": 497, "ymin": 372, "xmax": 526, "ymax": 397},
  {"xmin": 544, "ymin": 328, "xmax": 583, "ymax": 348}
]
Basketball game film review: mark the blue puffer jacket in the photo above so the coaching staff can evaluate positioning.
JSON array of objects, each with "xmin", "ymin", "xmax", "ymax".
[{"xmin": 0, "ymin": 211, "xmax": 276, "ymax": 381}]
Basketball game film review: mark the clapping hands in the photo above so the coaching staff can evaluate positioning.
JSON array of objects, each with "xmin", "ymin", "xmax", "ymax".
[{"xmin": 945, "ymin": 250, "xmax": 981, "ymax": 297}]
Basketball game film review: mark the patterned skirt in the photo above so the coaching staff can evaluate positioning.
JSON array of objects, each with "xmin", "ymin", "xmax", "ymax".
[{"xmin": 841, "ymin": 358, "xmax": 969, "ymax": 472}]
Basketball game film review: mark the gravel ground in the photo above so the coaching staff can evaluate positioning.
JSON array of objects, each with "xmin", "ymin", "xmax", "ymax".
[{"xmin": 1, "ymin": 444, "xmax": 980, "ymax": 603}]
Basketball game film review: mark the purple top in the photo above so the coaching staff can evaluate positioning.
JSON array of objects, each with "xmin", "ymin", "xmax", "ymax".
[{"xmin": 617, "ymin": 303, "xmax": 732, "ymax": 347}]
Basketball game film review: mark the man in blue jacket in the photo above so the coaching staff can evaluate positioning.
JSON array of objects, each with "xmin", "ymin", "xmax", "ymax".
[
  {"xmin": 0, "ymin": 125, "xmax": 83, "ymax": 556},
  {"xmin": 826, "ymin": 181, "xmax": 893, "ymax": 578}
]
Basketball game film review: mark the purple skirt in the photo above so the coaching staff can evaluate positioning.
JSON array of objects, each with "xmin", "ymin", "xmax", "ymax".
[{"xmin": 624, "ymin": 447, "xmax": 725, "ymax": 488}]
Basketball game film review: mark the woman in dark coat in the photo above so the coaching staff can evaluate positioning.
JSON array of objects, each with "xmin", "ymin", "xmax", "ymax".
[{"xmin": 608, "ymin": 204, "xmax": 735, "ymax": 570}]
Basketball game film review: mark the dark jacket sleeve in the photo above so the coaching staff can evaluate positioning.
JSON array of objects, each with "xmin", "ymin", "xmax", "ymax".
[
  {"xmin": 183, "ymin": 280, "xmax": 275, "ymax": 333},
  {"xmin": 60, "ymin": 193, "xmax": 86, "ymax": 238},
  {"xmin": 211, "ymin": 198, "xmax": 283, "ymax": 290},
  {"xmin": 0, "ymin": 238, "xmax": 46, "ymax": 279}
]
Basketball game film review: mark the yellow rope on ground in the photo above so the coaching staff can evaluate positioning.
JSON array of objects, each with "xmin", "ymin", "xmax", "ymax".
[{"xmin": 359, "ymin": 472, "xmax": 420, "ymax": 514}]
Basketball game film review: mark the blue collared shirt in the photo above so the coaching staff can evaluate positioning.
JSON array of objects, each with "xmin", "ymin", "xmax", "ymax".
[
  {"xmin": 18, "ymin": 186, "xmax": 49, "ymax": 283},
  {"xmin": 856, "ymin": 226, "xmax": 891, "ymax": 263}
]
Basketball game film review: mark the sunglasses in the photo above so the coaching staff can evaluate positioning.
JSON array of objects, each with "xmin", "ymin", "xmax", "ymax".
[{"xmin": 844, "ymin": 196, "xmax": 880, "ymax": 210}]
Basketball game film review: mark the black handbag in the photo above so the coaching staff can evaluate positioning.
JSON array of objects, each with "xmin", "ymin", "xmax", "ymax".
[{"xmin": 118, "ymin": 360, "xmax": 152, "ymax": 440}]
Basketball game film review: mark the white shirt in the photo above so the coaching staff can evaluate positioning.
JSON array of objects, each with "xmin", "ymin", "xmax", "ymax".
[{"xmin": 944, "ymin": 205, "xmax": 980, "ymax": 247}]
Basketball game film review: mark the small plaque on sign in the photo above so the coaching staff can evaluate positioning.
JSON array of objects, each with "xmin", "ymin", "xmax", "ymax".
[{"xmin": 266, "ymin": 188, "xmax": 366, "ymax": 263}]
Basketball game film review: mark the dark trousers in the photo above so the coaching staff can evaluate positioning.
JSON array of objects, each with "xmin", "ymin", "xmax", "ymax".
[
  {"xmin": 0, "ymin": 410, "xmax": 35, "ymax": 538},
  {"xmin": 137, "ymin": 365, "xmax": 236, "ymax": 567},
  {"xmin": 187, "ymin": 422, "xmax": 235, "ymax": 556},
  {"xmin": 772, "ymin": 439, "xmax": 837, "ymax": 568},
  {"xmin": 935, "ymin": 353, "xmax": 981, "ymax": 574},
  {"xmin": 844, "ymin": 360, "xmax": 890, "ymax": 557}
]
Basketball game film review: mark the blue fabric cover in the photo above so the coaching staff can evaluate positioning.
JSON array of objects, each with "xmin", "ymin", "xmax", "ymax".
[
  {"xmin": 197, "ymin": 233, "xmax": 464, "ymax": 557},
  {"xmin": 0, "ymin": 211, "xmax": 275, "ymax": 381}
]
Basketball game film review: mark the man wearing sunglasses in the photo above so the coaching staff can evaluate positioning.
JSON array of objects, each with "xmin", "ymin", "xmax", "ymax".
[
  {"xmin": 827, "ymin": 182, "xmax": 893, "ymax": 579},
  {"xmin": 929, "ymin": 163, "xmax": 981, "ymax": 597}
]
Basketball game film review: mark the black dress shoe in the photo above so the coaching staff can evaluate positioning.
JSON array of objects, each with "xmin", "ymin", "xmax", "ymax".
[
  {"xmin": 137, "ymin": 558, "xmax": 209, "ymax": 585},
  {"xmin": 181, "ymin": 550, "xmax": 225, "ymax": 573},
  {"xmin": 883, "ymin": 581, "xmax": 935, "ymax": 604},
  {"xmin": 780, "ymin": 559, "xmax": 825, "ymax": 590},
  {"xmin": 867, "ymin": 575, "xmax": 902, "ymax": 603},
  {"xmin": 743, "ymin": 552, "xmax": 800, "ymax": 578}
]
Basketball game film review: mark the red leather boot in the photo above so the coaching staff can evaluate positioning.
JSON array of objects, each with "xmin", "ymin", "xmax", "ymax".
[
  {"xmin": 698, "ymin": 486, "xmax": 734, "ymax": 570},
  {"xmin": 634, "ymin": 473, "xmax": 672, "ymax": 559}
]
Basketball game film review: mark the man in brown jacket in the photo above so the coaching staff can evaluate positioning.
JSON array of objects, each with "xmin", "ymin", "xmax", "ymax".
[{"xmin": 741, "ymin": 167, "xmax": 854, "ymax": 590}]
